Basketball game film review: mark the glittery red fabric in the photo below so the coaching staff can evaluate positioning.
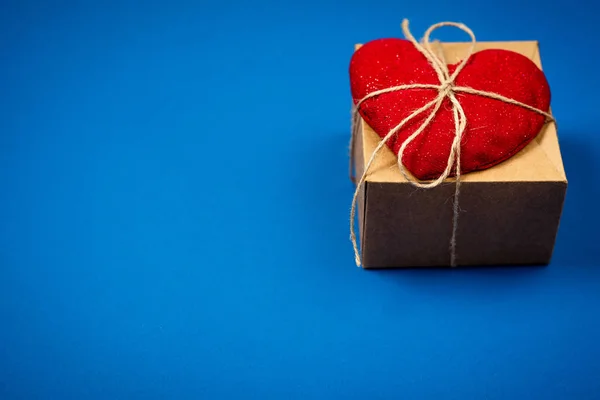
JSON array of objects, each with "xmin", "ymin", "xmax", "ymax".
[{"xmin": 349, "ymin": 39, "xmax": 551, "ymax": 180}]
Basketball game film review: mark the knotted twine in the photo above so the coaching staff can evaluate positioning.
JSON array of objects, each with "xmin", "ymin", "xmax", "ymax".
[{"xmin": 349, "ymin": 20, "xmax": 555, "ymax": 267}]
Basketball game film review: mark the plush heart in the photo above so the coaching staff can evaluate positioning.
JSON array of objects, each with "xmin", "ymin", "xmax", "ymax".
[{"xmin": 349, "ymin": 39, "xmax": 551, "ymax": 180}]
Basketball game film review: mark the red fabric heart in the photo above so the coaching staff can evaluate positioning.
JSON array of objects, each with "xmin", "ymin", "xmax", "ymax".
[{"xmin": 349, "ymin": 39, "xmax": 551, "ymax": 180}]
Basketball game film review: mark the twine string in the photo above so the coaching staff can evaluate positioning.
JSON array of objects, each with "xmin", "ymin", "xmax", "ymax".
[{"xmin": 350, "ymin": 19, "xmax": 555, "ymax": 267}]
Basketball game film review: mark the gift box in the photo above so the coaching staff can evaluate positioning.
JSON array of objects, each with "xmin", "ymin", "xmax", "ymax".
[{"xmin": 351, "ymin": 39, "xmax": 567, "ymax": 268}]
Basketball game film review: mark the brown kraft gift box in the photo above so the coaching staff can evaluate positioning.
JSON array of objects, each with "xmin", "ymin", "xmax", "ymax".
[{"xmin": 352, "ymin": 41, "xmax": 568, "ymax": 268}]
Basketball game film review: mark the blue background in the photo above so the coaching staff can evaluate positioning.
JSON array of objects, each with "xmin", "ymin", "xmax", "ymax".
[{"xmin": 1, "ymin": 0, "xmax": 599, "ymax": 398}]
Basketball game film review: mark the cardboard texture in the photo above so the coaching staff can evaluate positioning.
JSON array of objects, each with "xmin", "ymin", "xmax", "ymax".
[{"xmin": 353, "ymin": 41, "xmax": 567, "ymax": 268}]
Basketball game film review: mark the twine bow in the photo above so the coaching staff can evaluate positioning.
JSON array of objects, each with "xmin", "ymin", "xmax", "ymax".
[{"xmin": 350, "ymin": 20, "xmax": 555, "ymax": 267}]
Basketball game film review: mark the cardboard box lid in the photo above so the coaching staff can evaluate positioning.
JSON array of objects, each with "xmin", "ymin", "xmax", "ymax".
[{"xmin": 357, "ymin": 41, "xmax": 567, "ymax": 183}]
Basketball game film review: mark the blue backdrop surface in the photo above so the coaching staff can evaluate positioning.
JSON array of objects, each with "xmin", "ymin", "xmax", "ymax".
[{"xmin": 1, "ymin": 0, "xmax": 599, "ymax": 399}]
